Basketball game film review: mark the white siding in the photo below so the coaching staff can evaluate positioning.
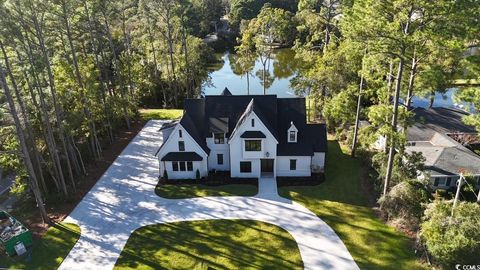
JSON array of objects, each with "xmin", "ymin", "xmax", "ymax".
[
  {"xmin": 229, "ymin": 112, "xmax": 278, "ymax": 178},
  {"xmin": 277, "ymin": 156, "xmax": 311, "ymax": 177},
  {"xmin": 162, "ymin": 161, "xmax": 206, "ymax": 179},
  {"xmin": 157, "ymin": 124, "xmax": 208, "ymax": 179},
  {"xmin": 206, "ymin": 136, "xmax": 230, "ymax": 171},
  {"xmin": 312, "ymin": 152, "xmax": 325, "ymax": 172}
]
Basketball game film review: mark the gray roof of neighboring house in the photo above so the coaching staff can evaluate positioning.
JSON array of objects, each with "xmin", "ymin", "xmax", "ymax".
[
  {"xmin": 178, "ymin": 94, "xmax": 327, "ymax": 157},
  {"xmin": 406, "ymin": 143, "xmax": 480, "ymax": 177},
  {"xmin": 408, "ymin": 107, "xmax": 476, "ymax": 141}
]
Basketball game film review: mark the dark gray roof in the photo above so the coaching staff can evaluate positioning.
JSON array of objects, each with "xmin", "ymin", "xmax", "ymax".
[
  {"xmin": 161, "ymin": 152, "xmax": 203, "ymax": 161},
  {"xmin": 209, "ymin": 117, "xmax": 229, "ymax": 133},
  {"xmin": 408, "ymin": 107, "xmax": 476, "ymax": 141},
  {"xmin": 221, "ymin": 87, "xmax": 233, "ymax": 96},
  {"xmin": 179, "ymin": 100, "xmax": 209, "ymax": 154},
  {"xmin": 181, "ymin": 94, "xmax": 328, "ymax": 157},
  {"xmin": 241, "ymin": 131, "xmax": 266, "ymax": 138}
]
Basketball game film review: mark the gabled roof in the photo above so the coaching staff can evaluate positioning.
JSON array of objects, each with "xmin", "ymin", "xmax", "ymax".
[
  {"xmin": 220, "ymin": 87, "xmax": 233, "ymax": 96},
  {"xmin": 179, "ymin": 94, "xmax": 327, "ymax": 157},
  {"xmin": 229, "ymin": 98, "xmax": 278, "ymax": 140}
]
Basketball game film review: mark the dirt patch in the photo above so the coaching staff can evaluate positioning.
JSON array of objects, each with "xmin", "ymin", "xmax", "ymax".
[{"xmin": 15, "ymin": 120, "xmax": 145, "ymax": 238}]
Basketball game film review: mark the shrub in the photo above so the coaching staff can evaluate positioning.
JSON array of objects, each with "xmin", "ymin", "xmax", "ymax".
[
  {"xmin": 196, "ymin": 169, "xmax": 200, "ymax": 180},
  {"xmin": 420, "ymin": 200, "xmax": 480, "ymax": 268},
  {"xmin": 379, "ymin": 180, "xmax": 431, "ymax": 231},
  {"xmin": 163, "ymin": 170, "xmax": 168, "ymax": 180}
]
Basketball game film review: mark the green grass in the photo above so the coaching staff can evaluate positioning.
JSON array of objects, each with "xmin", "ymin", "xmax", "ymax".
[
  {"xmin": 278, "ymin": 141, "xmax": 428, "ymax": 270},
  {"xmin": 0, "ymin": 223, "xmax": 80, "ymax": 270},
  {"xmin": 156, "ymin": 183, "xmax": 258, "ymax": 199},
  {"xmin": 139, "ymin": 109, "xmax": 183, "ymax": 121},
  {"xmin": 114, "ymin": 220, "xmax": 303, "ymax": 270}
]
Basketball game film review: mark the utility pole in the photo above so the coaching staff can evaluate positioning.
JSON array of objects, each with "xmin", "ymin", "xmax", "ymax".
[{"xmin": 452, "ymin": 173, "xmax": 464, "ymax": 216}]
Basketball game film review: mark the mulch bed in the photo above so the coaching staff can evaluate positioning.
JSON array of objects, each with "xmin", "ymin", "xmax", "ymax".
[
  {"xmin": 18, "ymin": 120, "xmax": 145, "ymax": 238},
  {"xmin": 276, "ymin": 173, "xmax": 325, "ymax": 187},
  {"xmin": 159, "ymin": 171, "xmax": 258, "ymax": 187}
]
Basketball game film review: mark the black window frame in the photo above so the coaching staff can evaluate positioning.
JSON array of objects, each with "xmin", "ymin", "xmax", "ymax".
[
  {"xmin": 217, "ymin": 154, "xmax": 224, "ymax": 165},
  {"xmin": 240, "ymin": 161, "xmax": 252, "ymax": 173},
  {"xmin": 179, "ymin": 129, "xmax": 182, "ymax": 138},
  {"xmin": 245, "ymin": 140, "xmax": 261, "ymax": 151},
  {"xmin": 290, "ymin": 159, "xmax": 297, "ymax": 170},
  {"xmin": 186, "ymin": 161, "xmax": 193, "ymax": 171},
  {"xmin": 179, "ymin": 162, "xmax": 186, "ymax": 171},
  {"xmin": 178, "ymin": 141, "xmax": 185, "ymax": 151},
  {"xmin": 172, "ymin": 162, "xmax": 179, "ymax": 171},
  {"xmin": 213, "ymin": 133, "xmax": 225, "ymax": 144},
  {"xmin": 251, "ymin": 119, "xmax": 255, "ymax": 127}
]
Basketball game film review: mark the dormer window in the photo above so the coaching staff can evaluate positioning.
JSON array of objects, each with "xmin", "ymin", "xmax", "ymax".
[
  {"xmin": 289, "ymin": 131, "xmax": 296, "ymax": 142},
  {"xmin": 287, "ymin": 122, "xmax": 298, "ymax": 143}
]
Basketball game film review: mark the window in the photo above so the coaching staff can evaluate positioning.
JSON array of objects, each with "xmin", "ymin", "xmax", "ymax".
[
  {"xmin": 251, "ymin": 119, "xmax": 255, "ymax": 127},
  {"xmin": 434, "ymin": 177, "xmax": 447, "ymax": 186},
  {"xmin": 240, "ymin": 161, "xmax": 252, "ymax": 173},
  {"xmin": 289, "ymin": 131, "xmax": 296, "ymax": 142},
  {"xmin": 245, "ymin": 140, "xmax": 261, "ymax": 151},
  {"xmin": 186, "ymin": 161, "xmax": 193, "ymax": 171},
  {"xmin": 178, "ymin": 141, "xmax": 185, "ymax": 151},
  {"xmin": 214, "ymin": 133, "xmax": 225, "ymax": 144},
  {"xmin": 172, "ymin": 162, "xmax": 179, "ymax": 171},
  {"xmin": 290, "ymin": 159, "xmax": 297, "ymax": 170},
  {"xmin": 179, "ymin": 162, "xmax": 186, "ymax": 171},
  {"xmin": 217, "ymin": 154, "xmax": 224, "ymax": 165},
  {"xmin": 179, "ymin": 129, "xmax": 182, "ymax": 138}
]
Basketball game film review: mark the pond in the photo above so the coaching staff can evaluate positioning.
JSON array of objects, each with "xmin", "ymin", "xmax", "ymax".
[
  {"xmin": 203, "ymin": 49, "xmax": 470, "ymax": 111},
  {"xmin": 202, "ymin": 48, "xmax": 300, "ymax": 97}
]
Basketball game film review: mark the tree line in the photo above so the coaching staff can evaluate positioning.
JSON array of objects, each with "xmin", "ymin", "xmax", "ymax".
[{"xmin": 0, "ymin": 0, "xmax": 226, "ymax": 222}]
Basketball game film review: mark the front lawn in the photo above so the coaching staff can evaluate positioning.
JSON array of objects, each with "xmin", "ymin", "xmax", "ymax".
[
  {"xmin": 156, "ymin": 183, "xmax": 258, "ymax": 199},
  {"xmin": 114, "ymin": 220, "xmax": 303, "ymax": 270},
  {"xmin": 279, "ymin": 141, "xmax": 428, "ymax": 270},
  {"xmin": 139, "ymin": 108, "xmax": 183, "ymax": 121},
  {"xmin": 0, "ymin": 223, "xmax": 80, "ymax": 270}
]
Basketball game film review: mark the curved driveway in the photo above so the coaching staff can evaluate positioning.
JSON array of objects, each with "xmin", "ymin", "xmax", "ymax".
[{"xmin": 59, "ymin": 120, "xmax": 359, "ymax": 270}]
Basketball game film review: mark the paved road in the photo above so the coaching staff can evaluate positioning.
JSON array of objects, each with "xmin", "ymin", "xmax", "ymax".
[{"xmin": 59, "ymin": 121, "xmax": 358, "ymax": 270}]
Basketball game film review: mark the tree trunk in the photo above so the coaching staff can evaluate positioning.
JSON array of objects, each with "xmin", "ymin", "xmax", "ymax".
[
  {"xmin": 351, "ymin": 49, "xmax": 367, "ymax": 157},
  {"xmin": 0, "ymin": 63, "xmax": 49, "ymax": 223},
  {"xmin": 406, "ymin": 47, "xmax": 417, "ymax": 109},
  {"xmin": 384, "ymin": 57, "xmax": 405, "ymax": 196}
]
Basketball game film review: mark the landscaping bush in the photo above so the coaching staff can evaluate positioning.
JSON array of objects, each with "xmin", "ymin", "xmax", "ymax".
[
  {"xmin": 420, "ymin": 200, "xmax": 480, "ymax": 268},
  {"xmin": 277, "ymin": 173, "xmax": 324, "ymax": 187},
  {"xmin": 378, "ymin": 180, "xmax": 431, "ymax": 232}
]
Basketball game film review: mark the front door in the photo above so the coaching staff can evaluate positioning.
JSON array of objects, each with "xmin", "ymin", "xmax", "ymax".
[{"xmin": 261, "ymin": 159, "xmax": 274, "ymax": 176}]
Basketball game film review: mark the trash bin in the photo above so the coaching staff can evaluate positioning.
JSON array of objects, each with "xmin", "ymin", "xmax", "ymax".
[{"xmin": 0, "ymin": 211, "xmax": 33, "ymax": 256}]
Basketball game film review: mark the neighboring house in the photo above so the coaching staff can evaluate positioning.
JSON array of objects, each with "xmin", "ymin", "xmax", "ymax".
[
  {"xmin": 404, "ymin": 108, "xmax": 480, "ymax": 190},
  {"xmin": 155, "ymin": 90, "xmax": 327, "ymax": 179}
]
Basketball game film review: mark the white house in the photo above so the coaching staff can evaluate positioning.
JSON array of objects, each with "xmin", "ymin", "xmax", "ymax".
[{"xmin": 155, "ymin": 90, "xmax": 327, "ymax": 180}]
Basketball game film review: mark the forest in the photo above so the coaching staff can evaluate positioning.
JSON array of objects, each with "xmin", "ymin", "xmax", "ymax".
[{"xmin": 1, "ymin": 0, "xmax": 480, "ymax": 268}]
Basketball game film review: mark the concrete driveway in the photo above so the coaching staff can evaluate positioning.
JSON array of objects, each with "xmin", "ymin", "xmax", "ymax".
[{"xmin": 59, "ymin": 120, "xmax": 358, "ymax": 270}]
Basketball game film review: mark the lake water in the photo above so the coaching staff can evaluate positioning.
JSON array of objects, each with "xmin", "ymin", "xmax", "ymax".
[{"xmin": 203, "ymin": 49, "xmax": 470, "ymax": 111}]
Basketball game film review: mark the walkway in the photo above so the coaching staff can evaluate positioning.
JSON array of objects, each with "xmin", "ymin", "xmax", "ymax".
[{"xmin": 59, "ymin": 120, "xmax": 358, "ymax": 270}]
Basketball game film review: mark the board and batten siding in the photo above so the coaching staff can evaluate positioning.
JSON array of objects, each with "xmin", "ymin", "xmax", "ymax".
[
  {"xmin": 206, "ymin": 136, "xmax": 230, "ymax": 171},
  {"xmin": 229, "ymin": 112, "xmax": 278, "ymax": 178},
  {"xmin": 277, "ymin": 156, "xmax": 311, "ymax": 177},
  {"xmin": 157, "ymin": 124, "xmax": 208, "ymax": 179},
  {"xmin": 312, "ymin": 152, "xmax": 325, "ymax": 172}
]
